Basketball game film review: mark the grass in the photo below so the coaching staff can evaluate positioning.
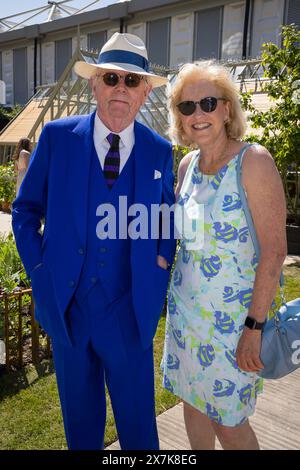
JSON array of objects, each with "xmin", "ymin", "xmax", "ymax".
[{"xmin": 0, "ymin": 263, "xmax": 299, "ymax": 450}]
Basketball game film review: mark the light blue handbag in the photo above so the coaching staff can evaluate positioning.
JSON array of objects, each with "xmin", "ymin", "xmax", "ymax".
[{"xmin": 237, "ymin": 144, "xmax": 300, "ymax": 380}]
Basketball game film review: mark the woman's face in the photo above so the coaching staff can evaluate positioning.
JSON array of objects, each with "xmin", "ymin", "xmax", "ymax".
[{"xmin": 178, "ymin": 79, "xmax": 230, "ymax": 147}]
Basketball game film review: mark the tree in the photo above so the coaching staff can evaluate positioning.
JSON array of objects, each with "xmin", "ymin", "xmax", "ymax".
[
  {"xmin": 241, "ymin": 24, "xmax": 300, "ymax": 225},
  {"xmin": 0, "ymin": 105, "xmax": 23, "ymax": 131}
]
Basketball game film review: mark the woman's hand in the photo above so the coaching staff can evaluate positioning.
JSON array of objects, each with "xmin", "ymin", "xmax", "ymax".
[{"xmin": 236, "ymin": 328, "xmax": 264, "ymax": 373}]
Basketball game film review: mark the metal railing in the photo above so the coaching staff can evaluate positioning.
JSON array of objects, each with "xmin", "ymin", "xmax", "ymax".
[{"xmin": 27, "ymin": 54, "xmax": 272, "ymax": 143}]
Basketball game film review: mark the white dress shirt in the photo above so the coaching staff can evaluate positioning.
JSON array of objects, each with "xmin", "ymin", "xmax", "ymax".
[{"xmin": 93, "ymin": 113, "xmax": 135, "ymax": 174}]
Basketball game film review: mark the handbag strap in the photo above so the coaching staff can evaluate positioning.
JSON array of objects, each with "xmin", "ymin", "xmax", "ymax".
[{"xmin": 236, "ymin": 143, "xmax": 284, "ymax": 289}]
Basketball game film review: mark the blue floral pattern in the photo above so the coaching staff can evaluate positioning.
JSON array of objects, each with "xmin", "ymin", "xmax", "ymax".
[{"xmin": 162, "ymin": 150, "xmax": 263, "ymax": 427}]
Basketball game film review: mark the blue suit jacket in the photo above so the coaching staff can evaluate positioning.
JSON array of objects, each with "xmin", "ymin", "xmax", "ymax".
[{"xmin": 12, "ymin": 112, "xmax": 176, "ymax": 349}]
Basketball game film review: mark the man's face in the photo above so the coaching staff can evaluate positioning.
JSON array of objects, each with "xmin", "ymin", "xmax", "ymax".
[{"xmin": 90, "ymin": 70, "xmax": 152, "ymax": 132}]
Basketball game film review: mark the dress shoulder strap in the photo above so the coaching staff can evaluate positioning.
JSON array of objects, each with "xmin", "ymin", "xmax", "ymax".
[{"xmin": 236, "ymin": 143, "xmax": 259, "ymax": 256}]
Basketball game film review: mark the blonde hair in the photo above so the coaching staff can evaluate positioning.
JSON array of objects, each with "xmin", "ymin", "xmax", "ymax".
[{"xmin": 169, "ymin": 61, "xmax": 247, "ymax": 147}]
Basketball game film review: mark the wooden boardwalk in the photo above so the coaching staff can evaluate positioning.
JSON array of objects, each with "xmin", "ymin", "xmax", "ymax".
[
  {"xmin": 0, "ymin": 98, "xmax": 70, "ymax": 147},
  {"xmin": 107, "ymin": 368, "xmax": 300, "ymax": 450}
]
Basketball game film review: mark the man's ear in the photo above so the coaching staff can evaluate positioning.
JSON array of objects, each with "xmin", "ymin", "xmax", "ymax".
[{"xmin": 144, "ymin": 82, "xmax": 153, "ymax": 102}]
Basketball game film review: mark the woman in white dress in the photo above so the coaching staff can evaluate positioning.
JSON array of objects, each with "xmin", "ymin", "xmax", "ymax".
[
  {"xmin": 161, "ymin": 61, "xmax": 287, "ymax": 450},
  {"xmin": 14, "ymin": 137, "xmax": 32, "ymax": 196}
]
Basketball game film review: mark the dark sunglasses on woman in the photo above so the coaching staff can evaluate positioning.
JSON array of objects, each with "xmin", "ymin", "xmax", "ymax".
[
  {"xmin": 96, "ymin": 72, "xmax": 145, "ymax": 88},
  {"xmin": 177, "ymin": 97, "xmax": 226, "ymax": 115}
]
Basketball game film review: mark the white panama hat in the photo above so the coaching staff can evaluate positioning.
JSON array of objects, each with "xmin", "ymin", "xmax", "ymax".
[{"xmin": 74, "ymin": 32, "xmax": 168, "ymax": 88}]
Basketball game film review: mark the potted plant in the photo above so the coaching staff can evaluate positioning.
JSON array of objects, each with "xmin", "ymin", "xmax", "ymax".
[{"xmin": 241, "ymin": 24, "xmax": 300, "ymax": 254}]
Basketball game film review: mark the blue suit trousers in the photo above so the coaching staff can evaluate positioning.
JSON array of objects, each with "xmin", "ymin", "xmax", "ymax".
[{"xmin": 51, "ymin": 281, "xmax": 159, "ymax": 450}]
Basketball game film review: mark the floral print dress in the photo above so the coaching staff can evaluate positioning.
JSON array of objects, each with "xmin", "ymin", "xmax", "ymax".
[{"xmin": 161, "ymin": 148, "xmax": 263, "ymax": 427}]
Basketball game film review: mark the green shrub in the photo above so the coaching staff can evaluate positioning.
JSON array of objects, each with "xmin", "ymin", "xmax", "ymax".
[
  {"xmin": 0, "ymin": 233, "xmax": 29, "ymax": 295},
  {"xmin": 0, "ymin": 162, "xmax": 16, "ymax": 207},
  {"xmin": 0, "ymin": 234, "xmax": 31, "ymax": 358},
  {"xmin": 242, "ymin": 24, "xmax": 300, "ymax": 224},
  {"xmin": 0, "ymin": 105, "xmax": 23, "ymax": 132},
  {"xmin": 172, "ymin": 144, "xmax": 191, "ymax": 186}
]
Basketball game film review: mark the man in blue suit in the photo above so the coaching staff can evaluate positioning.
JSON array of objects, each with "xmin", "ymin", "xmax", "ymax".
[{"xmin": 12, "ymin": 33, "xmax": 176, "ymax": 450}]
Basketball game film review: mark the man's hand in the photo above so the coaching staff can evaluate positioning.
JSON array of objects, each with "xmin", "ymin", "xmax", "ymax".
[
  {"xmin": 236, "ymin": 328, "xmax": 264, "ymax": 373},
  {"xmin": 157, "ymin": 255, "xmax": 168, "ymax": 270}
]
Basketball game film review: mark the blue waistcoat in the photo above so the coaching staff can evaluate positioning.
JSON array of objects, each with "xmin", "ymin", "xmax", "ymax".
[{"xmin": 75, "ymin": 143, "xmax": 135, "ymax": 304}]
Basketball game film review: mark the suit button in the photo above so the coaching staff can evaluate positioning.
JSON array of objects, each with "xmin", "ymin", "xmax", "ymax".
[
  {"xmin": 78, "ymin": 248, "xmax": 84, "ymax": 255},
  {"xmin": 69, "ymin": 280, "xmax": 75, "ymax": 288},
  {"xmin": 99, "ymin": 247, "xmax": 107, "ymax": 253},
  {"xmin": 98, "ymin": 262, "xmax": 105, "ymax": 268},
  {"xmin": 91, "ymin": 277, "xmax": 97, "ymax": 284}
]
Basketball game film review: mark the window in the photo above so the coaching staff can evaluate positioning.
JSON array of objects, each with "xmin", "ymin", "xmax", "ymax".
[
  {"xmin": 251, "ymin": 0, "xmax": 285, "ymax": 57},
  {"xmin": 286, "ymin": 0, "xmax": 300, "ymax": 26},
  {"xmin": 88, "ymin": 31, "xmax": 107, "ymax": 53},
  {"xmin": 194, "ymin": 7, "xmax": 223, "ymax": 60},
  {"xmin": 222, "ymin": 1, "xmax": 246, "ymax": 60},
  {"xmin": 147, "ymin": 18, "xmax": 170, "ymax": 66},
  {"xmin": 13, "ymin": 47, "xmax": 28, "ymax": 105},
  {"xmin": 55, "ymin": 38, "xmax": 72, "ymax": 81}
]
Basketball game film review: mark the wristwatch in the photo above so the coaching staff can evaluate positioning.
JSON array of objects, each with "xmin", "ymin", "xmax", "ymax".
[{"xmin": 244, "ymin": 316, "xmax": 266, "ymax": 331}]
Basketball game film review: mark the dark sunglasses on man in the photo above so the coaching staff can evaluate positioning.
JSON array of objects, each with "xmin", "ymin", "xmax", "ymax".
[
  {"xmin": 96, "ymin": 71, "xmax": 145, "ymax": 88},
  {"xmin": 177, "ymin": 97, "xmax": 227, "ymax": 116}
]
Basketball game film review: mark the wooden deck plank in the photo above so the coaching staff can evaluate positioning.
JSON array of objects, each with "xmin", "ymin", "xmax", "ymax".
[{"xmin": 0, "ymin": 99, "xmax": 69, "ymax": 145}]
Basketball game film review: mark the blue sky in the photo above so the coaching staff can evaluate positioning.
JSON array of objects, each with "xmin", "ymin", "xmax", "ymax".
[{"xmin": 1, "ymin": 0, "xmax": 120, "ymax": 20}]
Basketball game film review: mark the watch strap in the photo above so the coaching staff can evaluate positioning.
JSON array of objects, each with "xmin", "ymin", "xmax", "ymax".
[{"xmin": 245, "ymin": 316, "xmax": 266, "ymax": 330}]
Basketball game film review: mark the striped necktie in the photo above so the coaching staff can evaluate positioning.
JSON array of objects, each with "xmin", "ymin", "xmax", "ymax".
[{"xmin": 103, "ymin": 133, "xmax": 120, "ymax": 188}]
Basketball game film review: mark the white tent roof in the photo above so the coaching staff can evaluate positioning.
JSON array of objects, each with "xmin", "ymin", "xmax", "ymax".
[{"xmin": 0, "ymin": 1, "xmax": 130, "ymax": 32}]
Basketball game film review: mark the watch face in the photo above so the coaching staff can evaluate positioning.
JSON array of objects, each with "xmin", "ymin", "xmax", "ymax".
[{"xmin": 245, "ymin": 317, "xmax": 255, "ymax": 329}]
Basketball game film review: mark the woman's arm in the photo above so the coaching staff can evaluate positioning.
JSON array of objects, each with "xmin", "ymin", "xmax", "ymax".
[
  {"xmin": 18, "ymin": 150, "xmax": 31, "ymax": 171},
  {"xmin": 243, "ymin": 145, "xmax": 287, "ymax": 322},
  {"xmin": 236, "ymin": 145, "xmax": 287, "ymax": 373}
]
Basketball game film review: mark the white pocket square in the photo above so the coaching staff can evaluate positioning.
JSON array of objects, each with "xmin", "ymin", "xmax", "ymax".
[{"xmin": 154, "ymin": 170, "xmax": 162, "ymax": 180}]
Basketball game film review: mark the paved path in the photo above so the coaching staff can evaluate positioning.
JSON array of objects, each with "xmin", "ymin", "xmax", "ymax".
[{"xmin": 107, "ymin": 368, "xmax": 300, "ymax": 450}]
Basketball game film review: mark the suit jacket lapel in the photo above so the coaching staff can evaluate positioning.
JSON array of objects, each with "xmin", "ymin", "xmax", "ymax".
[{"xmin": 67, "ymin": 111, "xmax": 95, "ymax": 245}]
